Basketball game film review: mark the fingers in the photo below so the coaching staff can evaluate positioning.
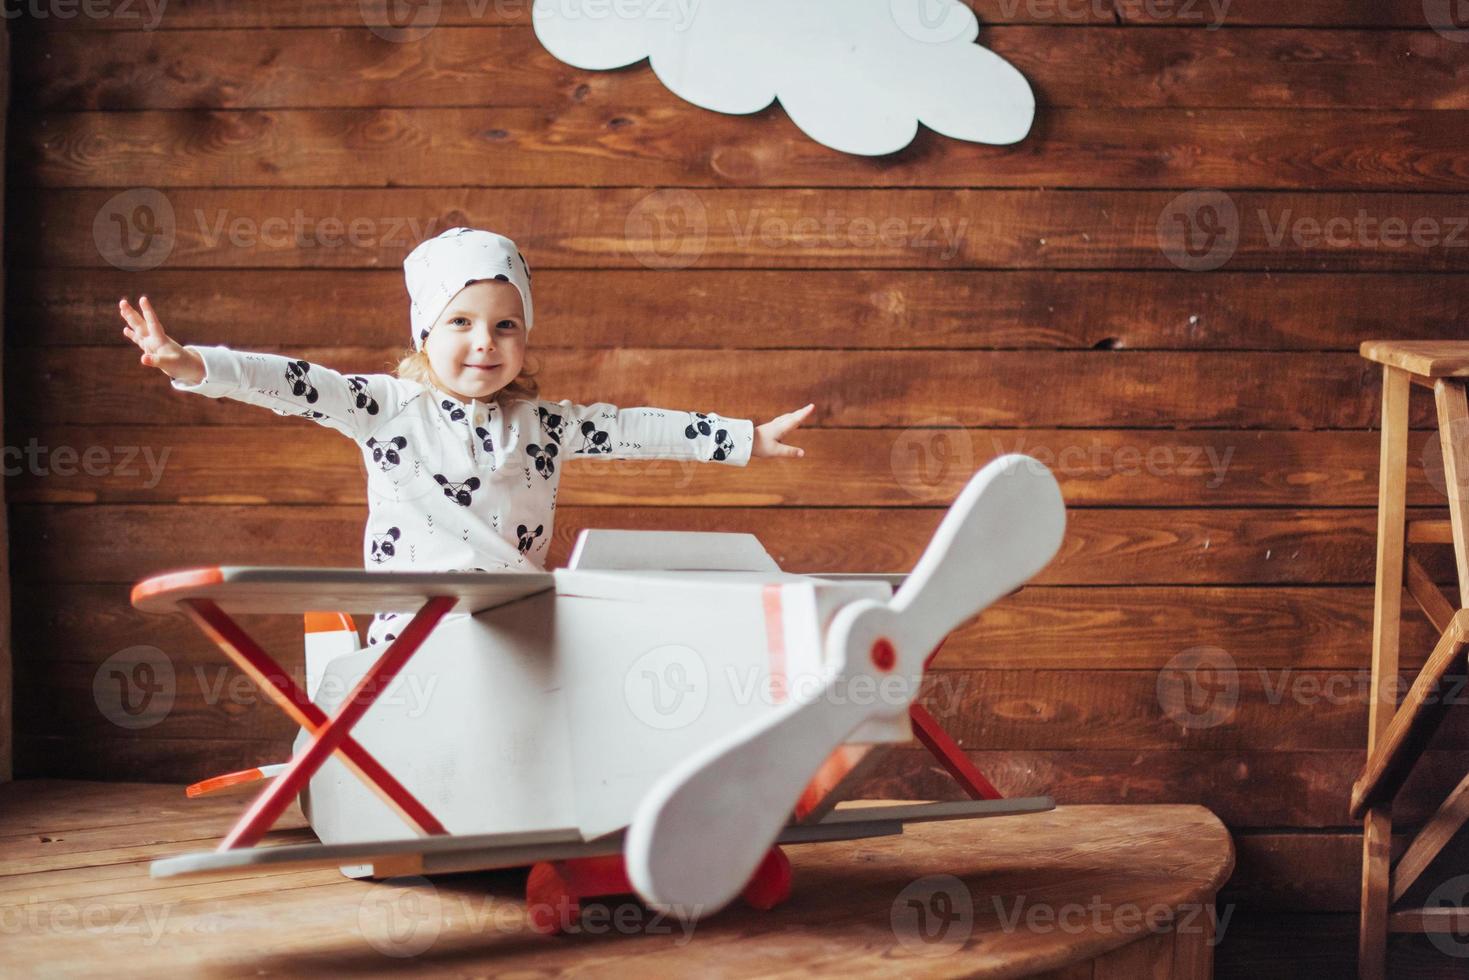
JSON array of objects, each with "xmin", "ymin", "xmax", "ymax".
[
  {"xmin": 119, "ymin": 299, "xmax": 143, "ymax": 347},
  {"xmin": 785, "ymin": 404, "xmax": 814, "ymax": 457},
  {"xmin": 119, "ymin": 295, "xmax": 159, "ymax": 336},
  {"xmin": 119, "ymin": 297, "xmax": 146, "ymax": 337},
  {"xmin": 769, "ymin": 403, "xmax": 816, "ymax": 438},
  {"xmin": 139, "ymin": 295, "xmax": 162, "ymax": 332}
]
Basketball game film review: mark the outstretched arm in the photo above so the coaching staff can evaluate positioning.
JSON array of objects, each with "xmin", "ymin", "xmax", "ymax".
[
  {"xmin": 540, "ymin": 399, "xmax": 756, "ymax": 466},
  {"xmin": 538, "ymin": 399, "xmax": 815, "ymax": 467},
  {"xmin": 121, "ymin": 295, "xmax": 406, "ymax": 442}
]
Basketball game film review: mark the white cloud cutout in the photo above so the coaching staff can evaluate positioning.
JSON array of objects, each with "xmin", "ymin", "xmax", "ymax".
[{"xmin": 531, "ymin": 0, "xmax": 1035, "ymax": 156}]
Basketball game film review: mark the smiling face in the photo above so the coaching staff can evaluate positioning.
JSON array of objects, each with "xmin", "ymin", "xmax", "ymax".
[{"xmin": 422, "ymin": 279, "xmax": 527, "ymax": 402}]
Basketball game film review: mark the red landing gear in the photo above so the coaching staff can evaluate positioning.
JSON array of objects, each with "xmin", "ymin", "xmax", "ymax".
[{"xmin": 525, "ymin": 845, "xmax": 793, "ymax": 935}]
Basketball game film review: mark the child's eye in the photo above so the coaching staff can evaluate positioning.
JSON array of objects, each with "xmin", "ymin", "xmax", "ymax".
[
  {"xmin": 497, "ymin": 320, "xmax": 519, "ymax": 331},
  {"xmin": 450, "ymin": 316, "xmax": 470, "ymax": 327}
]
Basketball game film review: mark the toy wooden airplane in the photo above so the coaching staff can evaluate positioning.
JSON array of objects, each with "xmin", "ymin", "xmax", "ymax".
[{"xmin": 133, "ymin": 453, "xmax": 1066, "ymax": 931}]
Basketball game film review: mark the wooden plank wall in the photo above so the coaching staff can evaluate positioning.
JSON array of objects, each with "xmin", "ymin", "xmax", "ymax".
[
  {"xmin": 5, "ymin": 1, "xmax": 1469, "ymax": 973},
  {"xmin": 0, "ymin": 16, "xmax": 9, "ymax": 785}
]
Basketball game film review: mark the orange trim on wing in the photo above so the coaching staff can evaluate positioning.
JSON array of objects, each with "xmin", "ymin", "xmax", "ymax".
[
  {"xmin": 305, "ymin": 611, "xmax": 357, "ymax": 634},
  {"xmin": 761, "ymin": 584, "xmax": 787, "ymax": 704},
  {"xmin": 794, "ymin": 745, "xmax": 870, "ymax": 821},
  {"xmin": 131, "ymin": 567, "xmax": 225, "ymax": 608},
  {"xmin": 186, "ymin": 767, "xmax": 266, "ymax": 798}
]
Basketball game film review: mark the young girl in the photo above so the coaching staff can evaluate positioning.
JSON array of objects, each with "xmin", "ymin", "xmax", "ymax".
[{"xmin": 120, "ymin": 226, "xmax": 814, "ymax": 648}]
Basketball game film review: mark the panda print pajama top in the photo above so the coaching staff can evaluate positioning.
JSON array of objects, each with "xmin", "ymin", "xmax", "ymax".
[{"xmin": 171, "ymin": 344, "xmax": 755, "ymax": 647}]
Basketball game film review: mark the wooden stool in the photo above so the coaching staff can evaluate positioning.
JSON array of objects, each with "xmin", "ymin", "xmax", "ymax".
[{"xmin": 1354, "ymin": 341, "xmax": 1469, "ymax": 980}]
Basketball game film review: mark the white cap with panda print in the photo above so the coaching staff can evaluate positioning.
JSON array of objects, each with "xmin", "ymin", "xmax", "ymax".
[{"xmin": 403, "ymin": 227, "xmax": 534, "ymax": 352}]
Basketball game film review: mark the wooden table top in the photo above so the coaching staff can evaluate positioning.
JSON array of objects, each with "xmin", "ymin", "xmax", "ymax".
[{"xmin": 0, "ymin": 780, "xmax": 1234, "ymax": 978}]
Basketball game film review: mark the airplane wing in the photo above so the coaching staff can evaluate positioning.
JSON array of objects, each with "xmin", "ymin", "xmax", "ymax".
[
  {"xmin": 149, "ymin": 796, "xmax": 1053, "ymax": 881},
  {"xmin": 131, "ymin": 566, "xmax": 556, "ymax": 615}
]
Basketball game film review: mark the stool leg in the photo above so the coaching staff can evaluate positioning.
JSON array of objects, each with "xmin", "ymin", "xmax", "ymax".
[
  {"xmin": 1360, "ymin": 365, "xmax": 1410, "ymax": 980},
  {"xmin": 1433, "ymin": 379, "xmax": 1469, "ymax": 608}
]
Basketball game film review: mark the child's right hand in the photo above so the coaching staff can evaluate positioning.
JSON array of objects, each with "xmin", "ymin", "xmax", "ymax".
[{"xmin": 120, "ymin": 295, "xmax": 205, "ymax": 385}]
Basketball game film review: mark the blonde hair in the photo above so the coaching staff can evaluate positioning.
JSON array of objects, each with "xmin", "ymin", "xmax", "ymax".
[{"xmin": 394, "ymin": 347, "xmax": 541, "ymax": 407}]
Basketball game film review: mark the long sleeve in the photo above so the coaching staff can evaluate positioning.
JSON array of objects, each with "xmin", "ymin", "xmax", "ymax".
[
  {"xmin": 170, "ymin": 344, "xmax": 407, "ymax": 442},
  {"xmin": 540, "ymin": 398, "xmax": 754, "ymax": 467}
]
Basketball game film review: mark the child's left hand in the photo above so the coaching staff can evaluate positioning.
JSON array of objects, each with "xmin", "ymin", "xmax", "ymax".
[{"xmin": 753, "ymin": 403, "xmax": 815, "ymax": 459}]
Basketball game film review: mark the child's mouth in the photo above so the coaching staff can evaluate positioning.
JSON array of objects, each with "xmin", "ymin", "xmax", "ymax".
[{"xmin": 465, "ymin": 364, "xmax": 500, "ymax": 373}]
